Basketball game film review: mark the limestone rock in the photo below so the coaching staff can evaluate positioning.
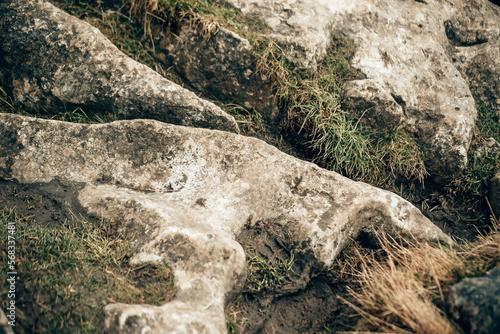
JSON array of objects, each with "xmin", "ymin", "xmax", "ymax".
[
  {"xmin": 218, "ymin": 0, "xmax": 482, "ymax": 183},
  {"xmin": 342, "ymin": 79, "xmax": 405, "ymax": 133},
  {"xmin": 0, "ymin": 0, "xmax": 238, "ymax": 133},
  {"xmin": 0, "ymin": 113, "xmax": 451, "ymax": 333},
  {"xmin": 447, "ymin": 266, "xmax": 500, "ymax": 334},
  {"xmin": 447, "ymin": 0, "xmax": 500, "ymax": 116},
  {"xmin": 157, "ymin": 25, "xmax": 278, "ymax": 120}
]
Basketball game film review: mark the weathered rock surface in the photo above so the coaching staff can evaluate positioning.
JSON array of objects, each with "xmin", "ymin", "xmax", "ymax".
[
  {"xmin": 217, "ymin": 0, "xmax": 490, "ymax": 183},
  {"xmin": 342, "ymin": 79, "xmax": 405, "ymax": 133},
  {"xmin": 157, "ymin": 25, "xmax": 278, "ymax": 120},
  {"xmin": 0, "ymin": 113, "xmax": 451, "ymax": 333},
  {"xmin": 448, "ymin": 0, "xmax": 500, "ymax": 116},
  {"xmin": 447, "ymin": 266, "xmax": 500, "ymax": 334},
  {"xmin": 0, "ymin": 0, "xmax": 238, "ymax": 133}
]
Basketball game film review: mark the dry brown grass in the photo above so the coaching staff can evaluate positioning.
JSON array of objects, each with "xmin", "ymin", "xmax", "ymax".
[{"xmin": 337, "ymin": 225, "xmax": 500, "ymax": 334}]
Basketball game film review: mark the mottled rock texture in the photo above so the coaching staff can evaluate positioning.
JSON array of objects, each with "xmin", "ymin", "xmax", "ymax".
[
  {"xmin": 342, "ymin": 79, "xmax": 405, "ymax": 134},
  {"xmin": 217, "ymin": 0, "xmax": 498, "ymax": 183},
  {"xmin": 0, "ymin": 0, "xmax": 238, "ymax": 133},
  {"xmin": 447, "ymin": 266, "xmax": 500, "ymax": 334},
  {"xmin": 448, "ymin": 0, "xmax": 500, "ymax": 116},
  {"xmin": 157, "ymin": 25, "xmax": 278, "ymax": 120},
  {"xmin": 0, "ymin": 113, "xmax": 451, "ymax": 333}
]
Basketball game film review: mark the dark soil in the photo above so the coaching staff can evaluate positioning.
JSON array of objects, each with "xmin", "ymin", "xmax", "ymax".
[
  {"xmin": 0, "ymin": 178, "xmax": 91, "ymax": 228},
  {"xmin": 0, "ymin": 178, "xmax": 175, "ymax": 333},
  {"xmin": 391, "ymin": 177, "xmax": 493, "ymax": 243},
  {"xmin": 231, "ymin": 220, "xmax": 360, "ymax": 334}
]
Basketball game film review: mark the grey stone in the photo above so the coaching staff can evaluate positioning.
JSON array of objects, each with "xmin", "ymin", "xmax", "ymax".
[
  {"xmin": 218, "ymin": 0, "xmax": 482, "ymax": 183},
  {"xmin": 0, "ymin": 113, "xmax": 452, "ymax": 333},
  {"xmin": 157, "ymin": 25, "xmax": 278, "ymax": 120},
  {"xmin": 447, "ymin": 266, "xmax": 500, "ymax": 334},
  {"xmin": 0, "ymin": 0, "xmax": 238, "ymax": 133},
  {"xmin": 342, "ymin": 79, "xmax": 405, "ymax": 133},
  {"xmin": 447, "ymin": 0, "xmax": 500, "ymax": 117}
]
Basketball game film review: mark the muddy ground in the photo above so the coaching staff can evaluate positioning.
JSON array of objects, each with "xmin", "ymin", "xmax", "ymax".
[{"xmin": 0, "ymin": 178, "xmax": 176, "ymax": 333}]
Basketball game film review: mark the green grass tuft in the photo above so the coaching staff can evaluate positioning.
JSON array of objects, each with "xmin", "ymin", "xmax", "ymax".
[
  {"xmin": 255, "ymin": 38, "xmax": 427, "ymax": 185},
  {"xmin": 244, "ymin": 249, "xmax": 295, "ymax": 293},
  {"xmin": 453, "ymin": 102, "xmax": 500, "ymax": 196},
  {"xmin": 0, "ymin": 87, "xmax": 117, "ymax": 124},
  {"xmin": 0, "ymin": 209, "xmax": 175, "ymax": 333}
]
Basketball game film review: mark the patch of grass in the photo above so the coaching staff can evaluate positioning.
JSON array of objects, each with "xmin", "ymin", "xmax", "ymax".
[
  {"xmin": 244, "ymin": 249, "xmax": 295, "ymax": 293},
  {"xmin": 0, "ymin": 87, "xmax": 117, "ymax": 124},
  {"xmin": 453, "ymin": 102, "xmax": 500, "ymax": 196},
  {"xmin": 255, "ymin": 38, "xmax": 427, "ymax": 185},
  {"xmin": 225, "ymin": 295, "xmax": 248, "ymax": 334},
  {"xmin": 455, "ymin": 152, "xmax": 500, "ymax": 197},
  {"xmin": 0, "ymin": 209, "xmax": 175, "ymax": 333},
  {"xmin": 476, "ymin": 102, "xmax": 500, "ymax": 142},
  {"xmin": 335, "ymin": 226, "xmax": 500, "ymax": 333}
]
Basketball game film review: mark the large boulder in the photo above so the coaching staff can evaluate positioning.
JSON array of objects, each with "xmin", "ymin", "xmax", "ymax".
[
  {"xmin": 217, "ymin": 0, "xmax": 494, "ymax": 183},
  {"xmin": 447, "ymin": 266, "xmax": 500, "ymax": 334},
  {"xmin": 0, "ymin": 0, "xmax": 238, "ymax": 133},
  {"xmin": 156, "ymin": 25, "xmax": 278, "ymax": 120},
  {"xmin": 0, "ymin": 113, "xmax": 451, "ymax": 333},
  {"xmin": 447, "ymin": 0, "xmax": 500, "ymax": 116}
]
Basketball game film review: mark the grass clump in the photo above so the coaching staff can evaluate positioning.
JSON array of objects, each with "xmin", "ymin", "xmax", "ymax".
[
  {"xmin": 335, "ymin": 226, "xmax": 500, "ymax": 333},
  {"xmin": 0, "ymin": 87, "xmax": 117, "ymax": 124},
  {"xmin": 244, "ymin": 249, "xmax": 295, "ymax": 293},
  {"xmin": 0, "ymin": 209, "xmax": 175, "ymax": 333},
  {"xmin": 453, "ymin": 102, "xmax": 500, "ymax": 196},
  {"xmin": 225, "ymin": 295, "xmax": 249, "ymax": 334},
  {"xmin": 256, "ymin": 38, "xmax": 427, "ymax": 185}
]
